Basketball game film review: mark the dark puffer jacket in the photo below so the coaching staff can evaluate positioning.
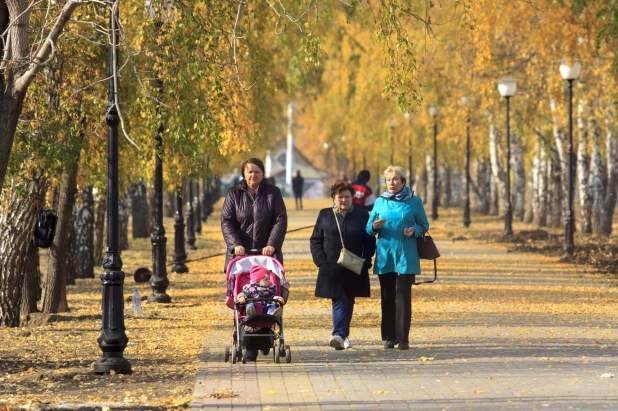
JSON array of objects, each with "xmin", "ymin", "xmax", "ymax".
[
  {"xmin": 221, "ymin": 180, "xmax": 288, "ymax": 272},
  {"xmin": 310, "ymin": 207, "xmax": 376, "ymax": 299}
]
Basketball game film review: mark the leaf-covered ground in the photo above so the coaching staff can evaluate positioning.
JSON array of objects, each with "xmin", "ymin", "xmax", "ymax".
[{"xmin": 0, "ymin": 200, "xmax": 616, "ymax": 410}]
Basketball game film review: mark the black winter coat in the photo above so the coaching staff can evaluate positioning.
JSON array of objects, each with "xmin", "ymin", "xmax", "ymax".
[
  {"xmin": 310, "ymin": 207, "xmax": 376, "ymax": 299},
  {"xmin": 221, "ymin": 180, "xmax": 288, "ymax": 271}
]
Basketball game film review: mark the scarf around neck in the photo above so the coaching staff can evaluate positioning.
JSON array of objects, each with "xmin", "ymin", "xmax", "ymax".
[
  {"xmin": 381, "ymin": 186, "xmax": 413, "ymax": 202},
  {"xmin": 332, "ymin": 204, "xmax": 354, "ymax": 215}
]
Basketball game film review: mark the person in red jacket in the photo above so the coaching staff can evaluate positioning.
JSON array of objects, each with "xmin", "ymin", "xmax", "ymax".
[{"xmin": 350, "ymin": 170, "xmax": 375, "ymax": 212}]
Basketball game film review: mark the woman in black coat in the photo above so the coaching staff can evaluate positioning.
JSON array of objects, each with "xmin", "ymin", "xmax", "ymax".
[{"xmin": 310, "ymin": 182, "xmax": 376, "ymax": 350}]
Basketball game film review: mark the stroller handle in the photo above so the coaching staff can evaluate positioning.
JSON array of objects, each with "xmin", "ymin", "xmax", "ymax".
[{"xmin": 232, "ymin": 248, "xmax": 263, "ymax": 256}]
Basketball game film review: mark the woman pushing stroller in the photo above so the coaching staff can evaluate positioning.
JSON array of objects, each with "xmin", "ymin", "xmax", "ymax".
[{"xmin": 221, "ymin": 157, "xmax": 287, "ymax": 362}]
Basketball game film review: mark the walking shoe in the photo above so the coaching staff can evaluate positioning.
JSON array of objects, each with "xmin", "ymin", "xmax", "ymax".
[
  {"xmin": 268, "ymin": 306, "xmax": 283, "ymax": 318},
  {"xmin": 329, "ymin": 335, "xmax": 345, "ymax": 350},
  {"xmin": 384, "ymin": 340, "xmax": 398, "ymax": 349},
  {"xmin": 398, "ymin": 341, "xmax": 409, "ymax": 350},
  {"xmin": 245, "ymin": 304, "xmax": 256, "ymax": 316},
  {"xmin": 343, "ymin": 337, "xmax": 352, "ymax": 349}
]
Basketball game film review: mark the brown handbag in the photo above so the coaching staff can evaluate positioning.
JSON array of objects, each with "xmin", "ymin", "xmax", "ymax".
[{"xmin": 415, "ymin": 232, "xmax": 440, "ymax": 284}]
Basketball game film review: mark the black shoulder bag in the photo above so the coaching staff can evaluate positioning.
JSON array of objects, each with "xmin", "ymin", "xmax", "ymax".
[{"xmin": 33, "ymin": 209, "xmax": 58, "ymax": 248}]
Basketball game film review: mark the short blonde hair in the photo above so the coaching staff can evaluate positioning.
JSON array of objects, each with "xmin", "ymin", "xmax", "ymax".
[{"xmin": 383, "ymin": 165, "xmax": 407, "ymax": 184}]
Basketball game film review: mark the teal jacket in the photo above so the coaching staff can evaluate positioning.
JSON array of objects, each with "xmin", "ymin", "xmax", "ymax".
[{"xmin": 366, "ymin": 192, "xmax": 429, "ymax": 275}]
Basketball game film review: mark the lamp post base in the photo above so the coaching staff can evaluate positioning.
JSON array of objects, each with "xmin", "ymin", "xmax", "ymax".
[
  {"xmin": 172, "ymin": 263, "xmax": 188, "ymax": 273},
  {"xmin": 93, "ymin": 355, "xmax": 132, "ymax": 375},
  {"xmin": 147, "ymin": 292, "xmax": 172, "ymax": 303}
]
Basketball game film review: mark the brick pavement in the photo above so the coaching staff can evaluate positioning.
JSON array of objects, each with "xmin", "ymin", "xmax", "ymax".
[{"xmin": 191, "ymin": 205, "xmax": 618, "ymax": 410}]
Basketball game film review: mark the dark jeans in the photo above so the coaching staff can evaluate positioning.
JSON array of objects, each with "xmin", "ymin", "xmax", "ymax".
[
  {"xmin": 332, "ymin": 287, "xmax": 355, "ymax": 339},
  {"xmin": 294, "ymin": 195, "xmax": 303, "ymax": 210},
  {"xmin": 378, "ymin": 272, "xmax": 415, "ymax": 342}
]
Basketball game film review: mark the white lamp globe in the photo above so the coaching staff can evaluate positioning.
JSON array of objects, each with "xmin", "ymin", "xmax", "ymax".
[
  {"xmin": 498, "ymin": 78, "xmax": 517, "ymax": 97},
  {"xmin": 323, "ymin": 142, "xmax": 329, "ymax": 150},
  {"xmin": 560, "ymin": 58, "xmax": 582, "ymax": 80},
  {"xmin": 429, "ymin": 106, "xmax": 439, "ymax": 117}
]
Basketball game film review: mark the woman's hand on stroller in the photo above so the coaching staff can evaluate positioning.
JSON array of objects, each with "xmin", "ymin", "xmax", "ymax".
[
  {"xmin": 234, "ymin": 245, "xmax": 246, "ymax": 256},
  {"xmin": 262, "ymin": 245, "xmax": 275, "ymax": 256}
]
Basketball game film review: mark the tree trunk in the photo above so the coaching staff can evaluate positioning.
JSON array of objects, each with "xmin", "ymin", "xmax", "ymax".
[
  {"xmin": 489, "ymin": 123, "xmax": 504, "ymax": 216},
  {"xmin": 421, "ymin": 167, "xmax": 428, "ymax": 204},
  {"xmin": 0, "ymin": 176, "xmax": 47, "ymax": 327},
  {"xmin": 438, "ymin": 162, "xmax": 451, "ymax": 207},
  {"xmin": 425, "ymin": 153, "xmax": 435, "ymax": 207},
  {"xmin": 523, "ymin": 170, "xmax": 534, "ymax": 224},
  {"xmin": 21, "ymin": 245, "xmax": 41, "ymax": 317},
  {"xmin": 451, "ymin": 169, "xmax": 462, "ymax": 207},
  {"xmin": 590, "ymin": 143, "xmax": 606, "ymax": 234},
  {"xmin": 547, "ymin": 146, "xmax": 563, "ymax": 228},
  {"xmin": 119, "ymin": 196, "xmax": 129, "ymax": 251},
  {"xmin": 511, "ymin": 132, "xmax": 525, "ymax": 221},
  {"xmin": 69, "ymin": 185, "xmax": 95, "ymax": 279},
  {"xmin": 93, "ymin": 187, "xmax": 107, "ymax": 265},
  {"xmin": 131, "ymin": 181, "xmax": 149, "ymax": 238},
  {"xmin": 473, "ymin": 158, "xmax": 491, "ymax": 214},
  {"xmin": 41, "ymin": 166, "xmax": 79, "ymax": 314},
  {"xmin": 599, "ymin": 117, "xmax": 618, "ymax": 235},
  {"xmin": 532, "ymin": 135, "xmax": 547, "ymax": 227},
  {"xmin": 578, "ymin": 112, "xmax": 594, "ymax": 234}
]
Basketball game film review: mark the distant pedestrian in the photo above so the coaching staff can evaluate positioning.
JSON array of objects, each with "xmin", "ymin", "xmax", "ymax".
[
  {"xmin": 292, "ymin": 170, "xmax": 304, "ymax": 210},
  {"xmin": 310, "ymin": 182, "xmax": 376, "ymax": 350},
  {"xmin": 366, "ymin": 165, "xmax": 429, "ymax": 351},
  {"xmin": 350, "ymin": 170, "xmax": 375, "ymax": 212}
]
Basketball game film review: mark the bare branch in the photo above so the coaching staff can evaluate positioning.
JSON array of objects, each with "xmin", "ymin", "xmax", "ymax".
[{"xmin": 14, "ymin": 0, "xmax": 87, "ymax": 94}]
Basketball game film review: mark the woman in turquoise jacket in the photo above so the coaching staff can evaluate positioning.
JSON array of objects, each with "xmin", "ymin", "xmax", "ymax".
[{"xmin": 366, "ymin": 165, "xmax": 429, "ymax": 350}]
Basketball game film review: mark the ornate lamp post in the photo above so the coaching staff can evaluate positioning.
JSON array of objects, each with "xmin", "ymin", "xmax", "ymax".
[
  {"xmin": 560, "ymin": 58, "xmax": 581, "ymax": 256},
  {"xmin": 94, "ymin": 0, "xmax": 131, "ymax": 374},
  {"xmin": 429, "ymin": 106, "xmax": 439, "ymax": 220},
  {"xmin": 461, "ymin": 97, "xmax": 471, "ymax": 228},
  {"xmin": 193, "ymin": 180, "xmax": 202, "ymax": 235},
  {"xmin": 147, "ymin": 2, "xmax": 171, "ymax": 304},
  {"xmin": 404, "ymin": 112, "xmax": 413, "ymax": 186},
  {"xmin": 185, "ymin": 180, "xmax": 197, "ymax": 250},
  {"xmin": 389, "ymin": 120, "xmax": 396, "ymax": 165},
  {"xmin": 172, "ymin": 188, "xmax": 188, "ymax": 273},
  {"xmin": 497, "ymin": 77, "xmax": 517, "ymax": 236}
]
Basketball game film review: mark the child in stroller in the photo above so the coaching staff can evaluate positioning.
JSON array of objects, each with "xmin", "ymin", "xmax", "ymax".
[
  {"xmin": 224, "ymin": 254, "xmax": 291, "ymax": 364},
  {"xmin": 236, "ymin": 266, "xmax": 284, "ymax": 317}
]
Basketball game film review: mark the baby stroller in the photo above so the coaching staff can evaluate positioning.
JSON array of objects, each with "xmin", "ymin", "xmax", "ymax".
[{"xmin": 224, "ymin": 253, "xmax": 291, "ymax": 364}]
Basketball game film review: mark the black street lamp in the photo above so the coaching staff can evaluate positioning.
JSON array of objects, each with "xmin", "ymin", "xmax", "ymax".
[
  {"xmin": 497, "ymin": 77, "xmax": 517, "ymax": 236},
  {"xmin": 429, "ymin": 106, "xmax": 439, "ymax": 220},
  {"xmin": 560, "ymin": 59, "xmax": 582, "ymax": 256},
  {"xmin": 389, "ymin": 120, "xmax": 396, "ymax": 165},
  {"xmin": 147, "ymin": 7, "xmax": 171, "ymax": 304},
  {"xmin": 172, "ymin": 189, "xmax": 188, "ymax": 273},
  {"xmin": 94, "ymin": 0, "xmax": 131, "ymax": 374},
  {"xmin": 461, "ymin": 97, "xmax": 471, "ymax": 228},
  {"xmin": 193, "ymin": 180, "xmax": 202, "ymax": 235},
  {"xmin": 404, "ymin": 112, "xmax": 414, "ymax": 186},
  {"xmin": 185, "ymin": 180, "xmax": 197, "ymax": 250}
]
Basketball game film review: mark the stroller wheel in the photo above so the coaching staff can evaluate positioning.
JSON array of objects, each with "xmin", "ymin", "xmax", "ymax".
[
  {"xmin": 225, "ymin": 345, "xmax": 231, "ymax": 363},
  {"xmin": 274, "ymin": 349, "xmax": 281, "ymax": 363},
  {"xmin": 242, "ymin": 349, "xmax": 247, "ymax": 364},
  {"xmin": 285, "ymin": 345, "xmax": 291, "ymax": 363},
  {"xmin": 231, "ymin": 346, "xmax": 238, "ymax": 364}
]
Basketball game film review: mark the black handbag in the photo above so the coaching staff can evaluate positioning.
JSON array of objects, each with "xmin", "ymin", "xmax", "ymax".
[
  {"xmin": 33, "ymin": 209, "xmax": 58, "ymax": 248},
  {"xmin": 415, "ymin": 232, "xmax": 440, "ymax": 285}
]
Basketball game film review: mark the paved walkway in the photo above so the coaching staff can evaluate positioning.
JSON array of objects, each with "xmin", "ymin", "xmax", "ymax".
[{"xmin": 191, "ymin": 205, "xmax": 618, "ymax": 410}]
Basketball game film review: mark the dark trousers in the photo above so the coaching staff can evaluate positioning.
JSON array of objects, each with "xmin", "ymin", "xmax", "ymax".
[
  {"xmin": 294, "ymin": 195, "xmax": 303, "ymax": 210},
  {"xmin": 378, "ymin": 272, "xmax": 415, "ymax": 342}
]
